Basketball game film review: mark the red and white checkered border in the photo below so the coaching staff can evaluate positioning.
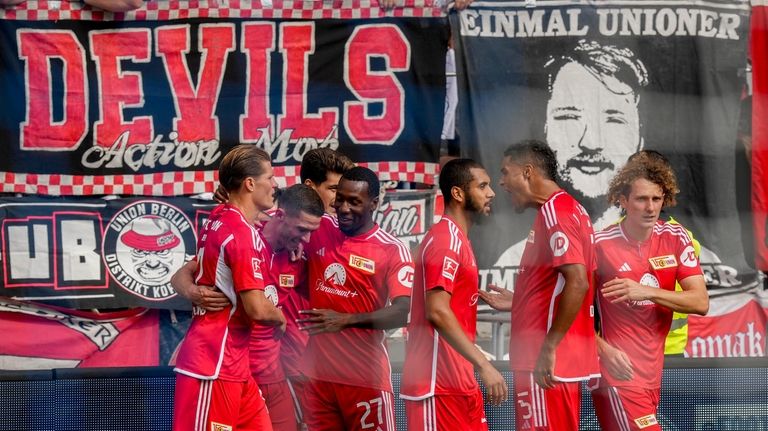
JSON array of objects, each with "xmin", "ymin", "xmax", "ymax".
[
  {"xmin": 0, "ymin": 0, "xmax": 446, "ymax": 20},
  {"xmin": 0, "ymin": 162, "xmax": 438, "ymax": 196}
]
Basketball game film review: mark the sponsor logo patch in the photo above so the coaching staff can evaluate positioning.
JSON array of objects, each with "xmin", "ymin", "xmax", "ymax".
[
  {"xmin": 442, "ymin": 256, "xmax": 459, "ymax": 281},
  {"xmin": 252, "ymin": 257, "xmax": 263, "ymax": 280},
  {"xmin": 634, "ymin": 414, "xmax": 658, "ymax": 429},
  {"xmin": 279, "ymin": 274, "xmax": 295, "ymax": 288},
  {"xmin": 549, "ymin": 231, "xmax": 569, "ymax": 257},
  {"xmin": 398, "ymin": 266, "xmax": 414, "ymax": 288},
  {"xmin": 211, "ymin": 422, "xmax": 233, "ymax": 431},
  {"xmin": 526, "ymin": 230, "xmax": 535, "ymax": 244},
  {"xmin": 323, "ymin": 263, "xmax": 347, "ymax": 286},
  {"xmin": 349, "ymin": 254, "xmax": 375, "ymax": 274},
  {"xmin": 264, "ymin": 285, "xmax": 278, "ymax": 306},
  {"xmin": 649, "ymin": 254, "xmax": 677, "ymax": 270},
  {"xmin": 680, "ymin": 245, "xmax": 698, "ymax": 268}
]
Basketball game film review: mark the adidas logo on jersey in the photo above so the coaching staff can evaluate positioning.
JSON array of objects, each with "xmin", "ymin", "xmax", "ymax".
[
  {"xmin": 619, "ymin": 262, "xmax": 632, "ymax": 272},
  {"xmin": 316, "ymin": 247, "xmax": 325, "ymax": 256}
]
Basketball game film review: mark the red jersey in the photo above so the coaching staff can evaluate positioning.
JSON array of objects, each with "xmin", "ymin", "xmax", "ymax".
[
  {"xmin": 509, "ymin": 190, "xmax": 599, "ymax": 381},
  {"xmin": 302, "ymin": 215, "xmax": 414, "ymax": 392},
  {"xmin": 175, "ymin": 204, "xmax": 266, "ymax": 381},
  {"xmin": 595, "ymin": 221, "xmax": 702, "ymax": 389},
  {"xmin": 280, "ymin": 275, "xmax": 310, "ymax": 378},
  {"xmin": 401, "ymin": 216, "xmax": 480, "ymax": 399},
  {"xmin": 249, "ymin": 239, "xmax": 307, "ymax": 384}
]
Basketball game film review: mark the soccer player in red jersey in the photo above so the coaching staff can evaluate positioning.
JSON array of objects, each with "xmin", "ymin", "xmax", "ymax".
[
  {"xmin": 173, "ymin": 184, "xmax": 325, "ymax": 431},
  {"xmin": 298, "ymin": 148, "xmax": 355, "ymax": 214},
  {"xmin": 172, "ymin": 145, "xmax": 286, "ymax": 431},
  {"xmin": 400, "ymin": 158, "xmax": 508, "ymax": 431},
  {"xmin": 176, "ymin": 149, "xmax": 354, "ymax": 430},
  {"xmin": 297, "ymin": 166, "xmax": 414, "ymax": 431},
  {"xmin": 480, "ymin": 139, "xmax": 600, "ymax": 431},
  {"xmin": 591, "ymin": 152, "xmax": 708, "ymax": 431},
  {"xmin": 278, "ymin": 148, "xmax": 354, "ymax": 429}
]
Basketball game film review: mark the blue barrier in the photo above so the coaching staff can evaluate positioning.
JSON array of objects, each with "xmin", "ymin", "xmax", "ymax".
[{"xmin": 0, "ymin": 359, "xmax": 766, "ymax": 431}]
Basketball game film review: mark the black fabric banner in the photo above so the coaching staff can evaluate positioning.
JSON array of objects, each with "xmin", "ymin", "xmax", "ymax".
[
  {"xmin": 0, "ymin": 17, "xmax": 447, "ymax": 194},
  {"xmin": 453, "ymin": 1, "xmax": 760, "ymax": 316},
  {"xmin": 0, "ymin": 190, "xmax": 435, "ymax": 309}
]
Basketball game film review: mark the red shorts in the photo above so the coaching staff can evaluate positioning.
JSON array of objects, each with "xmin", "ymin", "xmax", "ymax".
[
  {"xmin": 303, "ymin": 379, "xmax": 396, "ymax": 431},
  {"xmin": 405, "ymin": 391, "xmax": 487, "ymax": 431},
  {"xmin": 286, "ymin": 375, "xmax": 309, "ymax": 426},
  {"xmin": 172, "ymin": 374, "xmax": 271, "ymax": 431},
  {"xmin": 260, "ymin": 380, "xmax": 298, "ymax": 431},
  {"xmin": 592, "ymin": 385, "xmax": 661, "ymax": 431},
  {"xmin": 513, "ymin": 371, "xmax": 581, "ymax": 431}
]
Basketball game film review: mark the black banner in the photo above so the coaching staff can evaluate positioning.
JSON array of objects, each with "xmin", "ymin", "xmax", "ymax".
[
  {"xmin": 453, "ymin": 1, "xmax": 761, "ymax": 316},
  {"xmin": 0, "ymin": 17, "xmax": 447, "ymax": 194},
  {"xmin": 0, "ymin": 190, "xmax": 435, "ymax": 309}
]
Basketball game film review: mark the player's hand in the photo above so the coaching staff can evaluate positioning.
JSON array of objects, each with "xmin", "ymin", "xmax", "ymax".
[
  {"xmin": 378, "ymin": 0, "xmax": 398, "ymax": 10},
  {"xmin": 453, "ymin": 0, "xmax": 474, "ymax": 10},
  {"xmin": 602, "ymin": 278, "xmax": 650, "ymax": 304},
  {"xmin": 213, "ymin": 184, "xmax": 229, "ymax": 204},
  {"xmin": 534, "ymin": 343, "xmax": 556, "ymax": 389},
  {"xmin": 192, "ymin": 285, "xmax": 231, "ymax": 312},
  {"xmin": 478, "ymin": 362, "xmax": 508, "ymax": 406},
  {"xmin": 297, "ymin": 309, "xmax": 352, "ymax": 334},
  {"xmin": 273, "ymin": 317, "xmax": 288, "ymax": 340},
  {"xmin": 599, "ymin": 342, "xmax": 634, "ymax": 381},
  {"xmin": 290, "ymin": 242, "xmax": 305, "ymax": 262},
  {"xmin": 478, "ymin": 284, "xmax": 514, "ymax": 312}
]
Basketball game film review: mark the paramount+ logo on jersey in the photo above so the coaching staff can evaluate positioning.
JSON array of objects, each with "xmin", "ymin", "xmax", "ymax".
[{"xmin": 102, "ymin": 200, "xmax": 195, "ymax": 301}]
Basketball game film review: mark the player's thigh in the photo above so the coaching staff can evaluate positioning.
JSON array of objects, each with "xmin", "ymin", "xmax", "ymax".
[
  {"xmin": 260, "ymin": 381, "xmax": 299, "ymax": 431},
  {"xmin": 337, "ymin": 385, "xmax": 397, "ymax": 431},
  {"xmin": 236, "ymin": 377, "xmax": 272, "ymax": 431},
  {"xmin": 592, "ymin": 386, "xmax": 661, "ymax": 431},
  {"xmin": 173, "ymin": 374, "xmax": 217, "ymax": 431},
  {"xmin": 302, "ymin": 379, "xmax": 344, "ymax": 431},
  {"xmin": 513, "ymin": 371, "xmax": 580, "ymax": 431},
  {"xmin": 286, "ymin": 376, "xmax": 310, "ymax": 422},
  {"xmin": 173, "ymin": 376, "xmax": 261, "ymax": 431},
  {"xmin": 405, "ymin": 392, "xmax": 487, "ymax": 431}
]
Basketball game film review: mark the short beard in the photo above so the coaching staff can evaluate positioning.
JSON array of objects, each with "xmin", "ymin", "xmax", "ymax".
[{"xmin": 465, "ymin": 194, "xmax": 489, "ymax": 224}]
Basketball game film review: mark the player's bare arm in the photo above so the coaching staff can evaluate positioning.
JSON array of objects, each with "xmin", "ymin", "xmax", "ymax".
[
  {"xmin": 426, "ymin": 289, "xmax": 508, "ymax": 406},
  {"xmin": 241, "ymin": 289, "xmax": 287, "ymax": 332},
  {"xmin": 601, "ymin": 275, "xmax": 709, "ymax": 315},
  {"xmin": 170, "ymin": 260, "xmax": 231, "ymax": 312},
  {"xmin": 535, "ymin": 262, "xmax": 590, "ymax": 389},
  {"xmin": 298, "ymin": 296, "xmax": 410, "ymax": 334},
  {"xmin": 83, "ymin": 0, "xmax": 144, "ymax": 12},
  {"xmin": 596, "ymin": 334, "xmax": 634, "ymax": 381},
  {"xmin": 477, "ymin": 284, "xmax": 514, "ymax": 312}
]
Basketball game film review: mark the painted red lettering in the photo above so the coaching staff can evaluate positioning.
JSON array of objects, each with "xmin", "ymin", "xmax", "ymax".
[
  {"xmin": 18, "ymin": 30, "xmax": 87, "ymax": 151},
  {"xmin": 240, "ymin": 22, "xmax": 276, "ymax": 142},
  {"xmin": 344, "ymin": 25, "xmax": 410, "ymax": 145},
  {"xmin": 278, "ymin": 23, "xmax": 339, "ymax": 139},
  {"xmin": 90, "ymin": 29, "xmax": 153, "ymax": 147},
  {"xmin": 156, "ymin": 24, "xmax": 235, "ymax": 142}
]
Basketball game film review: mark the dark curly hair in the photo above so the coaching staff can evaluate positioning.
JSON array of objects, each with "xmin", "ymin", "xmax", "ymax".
[{"xmin": 607, "ymin": 152, "xmax": 679, "ymax": 208}]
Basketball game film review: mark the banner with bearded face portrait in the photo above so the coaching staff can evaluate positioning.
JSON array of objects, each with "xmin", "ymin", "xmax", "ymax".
[{"xmin": 452, "ymin": 1, "xmax": 760, "ymax": 326}]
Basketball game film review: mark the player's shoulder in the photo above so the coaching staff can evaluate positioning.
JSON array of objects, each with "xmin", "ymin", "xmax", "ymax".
[
  {"xmin": 424, "ymin": 217, "xmax": 463, "ymax": 252},
  {"xmin": 653, "ymin": 220, "xmax": 692, "ymax": 244},
  {"xmin": 216, "ymin": 207, "xmax": 264, "ymax": 249},
  {"xmin": 542, "ymin": 191, "xmax": 590, "ymax": 226},
  {"xmin": 594, "ymin": 223, "xmax": 623, "ymax": 244},
  {"xmin": 316, "ymin": 213, "xmax": 339, "ymax": 233},
  {"xmin": 367, "ymin": 225, "xmax": 413, "ymax": 262}
]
